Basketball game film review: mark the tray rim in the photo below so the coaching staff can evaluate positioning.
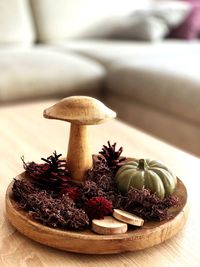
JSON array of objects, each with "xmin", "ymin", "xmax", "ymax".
[{"xmin": 5, "ymin": 173, "xmax": 188, "ymax": 254}]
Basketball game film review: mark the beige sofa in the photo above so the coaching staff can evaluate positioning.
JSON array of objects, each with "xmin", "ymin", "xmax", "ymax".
[
  {"xmin": 0, "ymin": 0, "xmax": 106, "ymax": 102},
  {"xmin": 1, "ymin": 0, "xmax": 200, "ymax": 156},
  {"xmin": 56, "ymin": 39, "xmax": 200, "ymax": 155}
]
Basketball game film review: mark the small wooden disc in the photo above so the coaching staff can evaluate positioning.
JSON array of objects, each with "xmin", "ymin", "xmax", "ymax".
[
  {"xmin": 113, "ymin": 209, "xmax": 144, "ymax": 226},
  {"xmin": 92, "ymin": 216, "xmax": 128, "ymax": 235}
]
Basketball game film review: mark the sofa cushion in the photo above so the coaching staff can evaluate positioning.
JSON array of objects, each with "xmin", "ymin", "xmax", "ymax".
[
  {"xmin": 30, "ymin": 0, "xmax": 152, "ymax": 42},
  {"xmin": 105, "ymin": 94, "xmax": 200, "ymax": 156},
  {"xmin": 52, "ymin": 40, "xmax": 151, "ymax": 69},
  {"xmin": 103, "ymin": 1, "xmax": 190, "ymax": 41},
  {"xmin": 106, "ymin": 52, "xmax": 200, "ymax": 125},
  {"xmin": 108, "ymin": 16, "xmax": 169, "ymax": 42},
  {"xmin": 0, "ymin": 0, "xmax": 35, "ymax": 45},
  {"xmin": 0, "ymin": 47, "xmax": 105, "ymax": 102},
  {"xmin": 52, "ymin": 39, "xmax": 200, "ymax": 69}
]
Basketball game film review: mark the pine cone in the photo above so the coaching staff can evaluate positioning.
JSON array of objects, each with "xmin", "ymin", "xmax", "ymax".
[
  {"xmin": 22, "ymin": 151, "xmax": 71, "ymax": 192},
  {"xmin": 99, "ymin": 141, "xmax": 126, "ymax": 171}
]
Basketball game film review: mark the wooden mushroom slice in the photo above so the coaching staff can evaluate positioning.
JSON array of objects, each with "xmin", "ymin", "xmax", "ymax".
[
  {"xmin": 113, "ymin": 209, "xmax": 144, "ymax": 226},
  {"xmin": 43, "ymin": 96, "xmax": 116, "ymax": 182},
  {"xmin": 92, "ymin": 216, "xmax": 128, "ymax": 235}
]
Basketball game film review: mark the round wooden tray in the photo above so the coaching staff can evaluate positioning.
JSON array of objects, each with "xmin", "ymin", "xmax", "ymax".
[{"xmin": 5, "ymin": 173, "xmax": 188, "ymax": 254}]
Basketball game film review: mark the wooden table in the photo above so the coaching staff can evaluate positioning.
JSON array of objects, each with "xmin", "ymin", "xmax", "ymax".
[{"xmin": 0, "ymin": 100, "xmax": 200, "ymax": 267}]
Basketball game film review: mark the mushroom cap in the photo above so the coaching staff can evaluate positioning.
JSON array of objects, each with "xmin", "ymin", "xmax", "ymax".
[{"xmin": 43, "ymin": 96, "xmax": 116, "ymax": 125}]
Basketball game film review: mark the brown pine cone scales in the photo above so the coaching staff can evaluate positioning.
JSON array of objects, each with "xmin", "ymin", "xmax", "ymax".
[
  {"xmin": 22, "ymin": 151, "xmax": 71, "ymax": 192},
  {"xmin": 98, "ymin": 141, "xmax": 126, "ymax": 171}
]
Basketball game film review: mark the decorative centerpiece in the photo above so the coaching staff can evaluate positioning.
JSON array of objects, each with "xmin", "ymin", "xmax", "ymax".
[{"xmin": 5, "ymin": 96, "xmax": 188, "ymax": 254}]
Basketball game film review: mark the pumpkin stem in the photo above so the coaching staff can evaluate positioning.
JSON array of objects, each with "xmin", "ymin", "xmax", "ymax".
[{"xmin": 138, "ymin": 159, "xmax": 148, "ymax": 170}]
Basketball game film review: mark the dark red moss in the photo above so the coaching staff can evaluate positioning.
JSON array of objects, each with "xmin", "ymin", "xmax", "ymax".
[
  {"xmin": 124, "ymin": 187, "xmax": 179, "ymax": 221},
  {"xmin": 60, "ymin": 187, "xmax": 81, "ymax": 202},
  {"xmin": 85, "ymin": 197, "xmax": 113, "ymax": 220},
  {"xmin": 87, "ymin": 156, "xmax": 117, "ymax": 192},
  {"xmin": 81, "ymin": 180, "xmax": 105, "ymax": 201},
  {"xmin": 12, "ymin": 179, "xmax": 89, "ymax": 230}
]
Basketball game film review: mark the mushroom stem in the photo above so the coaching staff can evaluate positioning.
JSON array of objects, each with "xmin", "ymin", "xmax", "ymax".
[{"xmin": 67, "ymin": 124, "xmax": 92, "ymax": 182}]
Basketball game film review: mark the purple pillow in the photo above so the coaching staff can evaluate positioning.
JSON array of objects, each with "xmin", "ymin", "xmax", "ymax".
[{"xmin": 169, "ymin": 0, "xmax": 200, "ymax": 40}]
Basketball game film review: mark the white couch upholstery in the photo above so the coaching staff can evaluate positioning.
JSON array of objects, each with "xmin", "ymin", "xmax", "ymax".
[
  {"xmin": 0, "ymin": 0, "xmax": 35, "ymax": 45},
  {"xmin": 51, "ymin": 39, "xmax": 200, "ymax": 69},
  {"xmin": 30, "ymin": 0, "xmax": 152, "ymax": 41},
  {"xmin": 105, "ymin": 94, "xmax": 200, "ymax": 155},
  {"xmin": 0, "ymin": 47, "xmax": 105, "ymax": 102},
  {"xmin": 106, "ymin": 52, "xmax": 200, "ymax": 124}
]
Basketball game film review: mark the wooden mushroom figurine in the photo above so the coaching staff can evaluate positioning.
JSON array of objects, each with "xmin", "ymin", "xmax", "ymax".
[{"xmin": 43, "ymin": 96, "xmax": 116, "ymax": 182}]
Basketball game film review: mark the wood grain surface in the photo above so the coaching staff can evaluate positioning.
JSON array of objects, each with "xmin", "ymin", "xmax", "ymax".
[{"xmin": 1, "ymin": 100, "xmax": 200, "ymax": 266}]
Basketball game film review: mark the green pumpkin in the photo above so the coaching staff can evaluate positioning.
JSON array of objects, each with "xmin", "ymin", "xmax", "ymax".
[{"xmin": 115, "ymin": 159, "xmax": 177, "ymax": 199}]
